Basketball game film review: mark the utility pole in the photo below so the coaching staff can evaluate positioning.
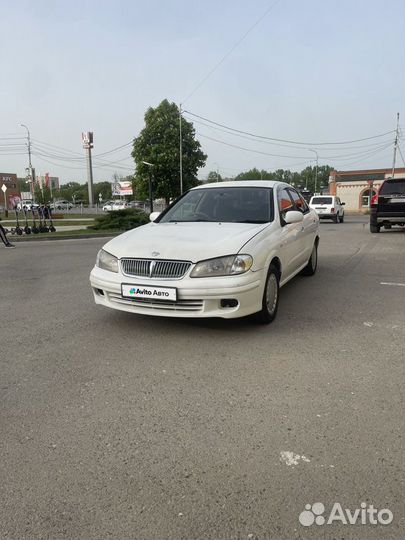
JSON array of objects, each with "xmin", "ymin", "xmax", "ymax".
[
  {"xmin": 391, "ymin": 112, "xmax": 400, "ymax": 178},
  {"xmin": 179, "ymin": 103, "xmax": 183, "ymax": 195},
  {"xmin": 20, "ymin": 124, "xmax": 36, "ymax": 200},
  {"xmin": 82, "ymin": 132, "xmax": 94, "ymax": 207}
]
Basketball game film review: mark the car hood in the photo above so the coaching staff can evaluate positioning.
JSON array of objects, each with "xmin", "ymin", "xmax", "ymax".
[{"xmin": 103, "ymin": 222, "xmax": 271, "ymax": 262}]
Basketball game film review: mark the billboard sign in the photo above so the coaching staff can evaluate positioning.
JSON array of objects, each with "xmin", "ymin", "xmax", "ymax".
[{"xmin": 112, "ymin": 181, "xmax": 133, "ymax": 196}]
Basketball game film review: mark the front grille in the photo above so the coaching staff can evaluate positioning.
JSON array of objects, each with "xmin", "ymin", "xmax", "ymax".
[
  {"xmin": 107, "ymin": 292, "xmax": 203, "ymax": 312},
  {"xmin": 121, "ymin": 258, "xmax": 192, "ymax": 279}
]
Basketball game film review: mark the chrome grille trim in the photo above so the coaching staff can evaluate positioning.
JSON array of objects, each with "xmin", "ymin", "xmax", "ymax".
[
  {"xmin": 108, "ymin": 292, "xmax": 203, "ymax": 312},
  {"xmin": 121, "ymin": 258, "xmax": 192, "ymax": 279}
]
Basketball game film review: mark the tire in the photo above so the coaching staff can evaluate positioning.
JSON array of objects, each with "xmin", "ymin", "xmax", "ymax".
[
  {"xmin": 340, "ymin": 213, "xmax": 344, "ymax": 223},
  {"xmin": 333, "ymin": 213, "xmax": 339, "ymax": 223},
  {"xmin": 254, "ymin": 264, "xmax": 280, "ymax": 324},
  {"xmin": 301, "ymin": 242, "xmax": 318, "ymax": 276},
  {"xmin": 370, "ymin": 223, "xmax": 380, "ymax": 233}
]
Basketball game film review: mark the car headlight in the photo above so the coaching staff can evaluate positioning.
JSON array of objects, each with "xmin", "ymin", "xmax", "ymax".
[
  {"xmin": 190, "ymin": 254, "xmax": 253, "ymax": 278},
  {"xmin": 96, "ymin": 249, "xmax": 119, "ymax": 273}
]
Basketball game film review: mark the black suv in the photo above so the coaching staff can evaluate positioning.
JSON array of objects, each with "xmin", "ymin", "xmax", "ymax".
[{"xmin": 370, "ymin": 178, "xmax": 405, "ymax": 233}]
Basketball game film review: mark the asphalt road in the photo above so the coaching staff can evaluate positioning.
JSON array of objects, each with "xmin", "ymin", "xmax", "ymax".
[{"xmin": 1, "ymin": 215, "xmax": 404, "ymax": 540}]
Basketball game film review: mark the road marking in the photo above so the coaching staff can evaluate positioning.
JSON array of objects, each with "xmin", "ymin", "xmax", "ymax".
[{"xmin": 380, "ymin": 282, "xmax": 405, "ymax": 287}]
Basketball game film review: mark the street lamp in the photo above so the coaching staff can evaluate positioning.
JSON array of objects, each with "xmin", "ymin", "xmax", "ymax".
[
  {"xmin": 20, "ymin": 123, "xmax": 35, "ymax": 200},
  {"xmin": 307, "ymin": 148, "xmax": 319, "ymax": 193},
  {"xmin": 142, "ymin": 161, "xmax": 154, "ymax": 212}
]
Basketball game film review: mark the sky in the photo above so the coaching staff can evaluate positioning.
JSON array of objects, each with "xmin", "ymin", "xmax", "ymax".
[{"xmin": 1, "ymin": 0, "xmax": 404, "ymax": 184}]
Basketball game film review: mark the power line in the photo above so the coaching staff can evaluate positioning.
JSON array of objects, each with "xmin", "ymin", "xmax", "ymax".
[
  {"xmin": 93, "ymin": 142, "xmax": 133, "ymax": 158},
  {"xmin": 196, "ymin": 131, "xmax": 393, "ymax": 162},
  {"xmin": 185, "ymin": 109, "xmax": 396, "ymax": 145},
  {"xmin": 182, "ymin": 0, "xmax": 282, "ymax": 104},
  {"xmin": 188, "ymin": 115, "xmax": 394, "ymax": 152},
  {"xmin": 396, "ymin": 142, "xmax": 405, "ymax": 167}
]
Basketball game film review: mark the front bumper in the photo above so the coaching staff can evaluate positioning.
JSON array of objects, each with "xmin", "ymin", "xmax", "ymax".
[{"xmin": 89, "ymin": 265, "xmax": 264, "ymax": 319}]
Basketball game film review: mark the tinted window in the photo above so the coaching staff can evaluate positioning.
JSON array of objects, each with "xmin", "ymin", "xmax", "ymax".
[
  {"xmin": 311, "ymin": 197, "xmax": 332, "ymax": 205},
  {"xmin": 278, "ymin": 188, "xmax": 294, "ymax": 219},
  {"xmin": 288, "ymin": 188, "xmax": 309, "ymax": 213},
  {"xmin": 379, "ymin": 180, "xmax": 405, "ymax": 195},
  {"xmin": 159, "ymin": 187, "xmax": 273, "ymax": 223}
]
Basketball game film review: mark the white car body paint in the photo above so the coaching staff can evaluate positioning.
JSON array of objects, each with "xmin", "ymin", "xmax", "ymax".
[{"xmin": 90, "ymin": 181, "xmax": 319, "ymax": 319}]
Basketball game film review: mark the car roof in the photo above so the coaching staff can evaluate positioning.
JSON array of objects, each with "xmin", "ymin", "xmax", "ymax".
[{"xmin": 191, "ymin": 180, "xmax": 280, "ymax": 190}]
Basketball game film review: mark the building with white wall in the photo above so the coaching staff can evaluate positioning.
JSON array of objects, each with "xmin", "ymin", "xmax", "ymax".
[{"xmin": 329, "ymin": 168, "xmax": 405, "ymax": 212}]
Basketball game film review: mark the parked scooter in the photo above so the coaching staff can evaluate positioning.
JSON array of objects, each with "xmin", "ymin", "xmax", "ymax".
[
  {"xmin": 31, "ymin": 207, "xmax": 39, "ymax": 234},
  {"xmin": 47, "ymin": 206, "xmax": 56, "ymax": 233},
  {"xmin": 14, "ymin": 207, "xmax": 23, "ymax": 235},
  {"xmin": 22, "ymin": 206, "xmax": 31, "ymax": 234},
  {"xmin": 38, "ymin": 206, "xmax": 49, "ymax": 233}
]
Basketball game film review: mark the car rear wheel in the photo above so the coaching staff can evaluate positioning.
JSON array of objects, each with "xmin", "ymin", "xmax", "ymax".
[
  {"xmin": 301, "ymin": 242, "xmax": 318, "ymax": 276},
  {"xmin": 370, "ymin": 223, "xmax": 380, "ymax": 233},
  {"xmin": 255, "ymin": 264, "xmax": 280, "ymax": 324}
]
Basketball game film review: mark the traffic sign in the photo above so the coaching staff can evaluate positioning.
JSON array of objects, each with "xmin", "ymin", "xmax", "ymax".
[{"xmin": 1, "ymin": 184, "xmax": 7, "ymax": 193}]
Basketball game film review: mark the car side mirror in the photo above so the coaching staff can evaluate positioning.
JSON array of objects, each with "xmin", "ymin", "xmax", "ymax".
[
  {"xmin": 149, "ymin": 211, "xmax": 160, "ymax": 222},
  {"xmin": 284, "ymin": 210, "xmax": 304, "ymax": 224},
  {"xmin": 341, "ymin": 202, "xmax": 345, "ymax": 205}
]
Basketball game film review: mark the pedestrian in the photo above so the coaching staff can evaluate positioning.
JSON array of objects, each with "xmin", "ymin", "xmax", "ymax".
[{"xmin": 0, "ymin": 217, "xmax": 15, "ymax": 248}]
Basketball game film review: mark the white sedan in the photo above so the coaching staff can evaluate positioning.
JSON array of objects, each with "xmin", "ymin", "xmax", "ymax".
[
  {"xmin": 102, "ymin": 200, "xmax": 128, "ymax": 211},
  {"xmin": 90, "ymin": 181, "xmax": 319, "ymax": 323}
]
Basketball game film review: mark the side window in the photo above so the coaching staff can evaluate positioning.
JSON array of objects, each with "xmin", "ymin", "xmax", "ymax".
[
  {"xmin": 288, "ymin": 188, "xmax": 309, "ymax": 213},
  {"xmin": 277, "ymin": 188, "xmax": 294, "ymax": 221}
]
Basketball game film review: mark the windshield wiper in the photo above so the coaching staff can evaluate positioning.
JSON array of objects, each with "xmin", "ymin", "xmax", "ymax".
[{"xmin": 239, "ymin": 219, "xmax": 268, "ymax": 224}]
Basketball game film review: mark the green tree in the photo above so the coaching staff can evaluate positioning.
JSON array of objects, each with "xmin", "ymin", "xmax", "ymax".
[
  {"xmin": 235, "ymin": 167, "xmax": 263, "ymax": 180},
  {"xmin": 132, "ymin": 100, "xmax": 207, "ymax": 204},
  {"xmin": 206, "ymin": 170, "xmax": 222, "ymax": 183},
  {"xmin": 94, "ymin": 181, "xmax": 112, "ymax": 203},
  {"xmin": 34, "ymin": 184, "xmax": 51, "ymax": 204}
]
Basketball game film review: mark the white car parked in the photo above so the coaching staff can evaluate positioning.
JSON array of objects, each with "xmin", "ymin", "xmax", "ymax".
[
  {"xmin": 16, "ymin": 199, "xmax": 39, "ymax": 211},
  {"xmin": 102, "ymin": 200, "xmax": 128, "ymax": 211},
  {"xmin": 90, "ymin": 181, "xmax": 319, "ymax": 323},
  {"xmin": 309, "ymin": 195, "xmax": 345, "ymax": 223}
]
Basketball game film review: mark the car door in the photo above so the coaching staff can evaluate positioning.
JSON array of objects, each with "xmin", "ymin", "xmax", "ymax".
[
  {"xmin": 287, "ymin": 188, "xmax": 316, "ymax": 265},
  {"xmin": 276, "ymin": 187, "xmax": 304, "ymax": 281}
]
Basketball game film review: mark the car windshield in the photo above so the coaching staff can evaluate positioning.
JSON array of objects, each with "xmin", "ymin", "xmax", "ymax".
[
  {"xmin": 379, "ymin": 180, "xmax": 405, "ymax": 195},
  {"xmin": 311, "ymin": 197, "xmax": 332, "ymax": 205},
  {"xmin": 159, "ymin": 187, "xmax": 273, "ymax": 224}
]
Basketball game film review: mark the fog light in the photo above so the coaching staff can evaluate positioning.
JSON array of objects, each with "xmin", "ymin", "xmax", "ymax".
[{"xmin": 220, "ymin": 299, "xmax": 238, "ymax": 308}]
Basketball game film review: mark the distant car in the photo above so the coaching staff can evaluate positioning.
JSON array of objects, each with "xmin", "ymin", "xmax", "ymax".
[
  {"xmin": 50, "ymin": 200, "xmax": 73, "ymax": 210},
  {"xmin": 128, "ymin": 200, "xmax": 145, "ymax": 209},
  {"xmin": 90, "ymin": 180, "xmax": 320, "ymax": 324},
  {"xmin": 103, "ymin": 200, "xmax": 128, "ymax": 211},
  {"xmin": 309, "ymin": 195, "xmax": 345, "ymax": 223},
  {"xmin": 16, "ymin": 199, "xmax": 40, "ymax": 211},
  {"xmin": 370, "ymin": 177, "xmax": 405, "ymax": 233}
]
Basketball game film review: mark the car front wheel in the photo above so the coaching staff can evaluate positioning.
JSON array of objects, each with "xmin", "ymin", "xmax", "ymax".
[
  {"xmin": 301, "ymin": 242, "xmax": 318, "ymax": 276},
  {"xmin": 255, "ymin": 264, "xmax": 280, "ymax": 324}
]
